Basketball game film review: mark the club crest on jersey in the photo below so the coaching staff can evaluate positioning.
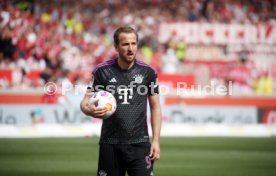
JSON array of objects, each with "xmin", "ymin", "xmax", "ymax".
[{"xmin": 133, "ymin": 74, "xmax": 144, "ymax": 84}]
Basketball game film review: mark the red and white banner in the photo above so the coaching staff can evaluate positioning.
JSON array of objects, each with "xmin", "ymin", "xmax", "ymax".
[{"xmin": 158, "ymin": 22, "xmax": 276, "ymax": 45}]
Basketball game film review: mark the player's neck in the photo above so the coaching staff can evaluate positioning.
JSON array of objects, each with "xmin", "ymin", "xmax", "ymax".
[{"xmin": 117, "ymin": 58, "xmax": 135, "ymax": 70}]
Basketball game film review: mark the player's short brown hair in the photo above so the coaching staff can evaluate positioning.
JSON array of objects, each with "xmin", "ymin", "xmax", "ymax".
[{"xmin": 113, "ymin": 26, "xmax": 138, "ymax": 46}]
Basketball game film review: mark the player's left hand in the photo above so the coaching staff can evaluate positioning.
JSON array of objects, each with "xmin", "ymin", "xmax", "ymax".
[{"xmin": 149, "ymin": 140, "xmax": 160, "ymax": 161}]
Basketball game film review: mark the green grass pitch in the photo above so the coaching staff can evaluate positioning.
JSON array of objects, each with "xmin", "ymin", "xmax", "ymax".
[{"xmin": 1, "ymin": 137, "xmax": 276, "ymax": 176}]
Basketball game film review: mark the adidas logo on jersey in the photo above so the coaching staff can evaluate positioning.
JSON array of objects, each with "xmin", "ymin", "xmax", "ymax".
[{"xmin": 109, "ymin": 78, "xmax": 117, "ymax": 83}]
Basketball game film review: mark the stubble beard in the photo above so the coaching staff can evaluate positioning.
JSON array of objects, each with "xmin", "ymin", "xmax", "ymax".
[{"xmin": 119, "ymin": 53, "xmax": 136, "ymax": 64}]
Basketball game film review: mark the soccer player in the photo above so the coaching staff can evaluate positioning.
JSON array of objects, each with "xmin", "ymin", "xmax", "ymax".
[{"xmin": 80, "ymin": 26, "xmax": 162, "ymax": 176}]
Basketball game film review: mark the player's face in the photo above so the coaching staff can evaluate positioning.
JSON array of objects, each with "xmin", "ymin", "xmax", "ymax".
[{"xmin": 115, "ymin": 32, "xmax": 137, "ymax": 64}]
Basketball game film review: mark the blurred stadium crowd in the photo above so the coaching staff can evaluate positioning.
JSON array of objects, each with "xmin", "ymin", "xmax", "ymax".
[{"xmin": 0, "ymin": 0, "xmax": 275, "ymax": 96}]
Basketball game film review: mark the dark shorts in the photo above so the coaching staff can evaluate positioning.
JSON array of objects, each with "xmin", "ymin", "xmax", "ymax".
[{"xmin": 97, "ymin": 142, "xmax": 154, "ymax": 176}]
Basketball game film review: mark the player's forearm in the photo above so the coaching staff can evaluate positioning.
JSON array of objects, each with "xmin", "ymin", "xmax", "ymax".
[
  {"xmin": 80, "ymin": 91, "xmax": 93, "ymax": 116},
  {"xmin": 80, "ymin": 97, "xmax": 90, "ymax": 116},
  {"xmin": 151, "ymin": 107, "xmax": 162, "ymax": 142}
]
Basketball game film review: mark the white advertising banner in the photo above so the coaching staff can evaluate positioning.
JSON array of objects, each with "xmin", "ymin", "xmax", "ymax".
[
  {"xmin": 162, "ymin": 105, "xmax": 258, "ymax": 125},
  {"xmin": 0, "ymin": 104, "xmax": 257, "ymax": 126},
  {"xmin": 0, "ymin": 104, "xmax": 97, "ymax": 126},
  {"xmin": 0, "ymin": 104, "xmax": 274, "ymax": 138}
]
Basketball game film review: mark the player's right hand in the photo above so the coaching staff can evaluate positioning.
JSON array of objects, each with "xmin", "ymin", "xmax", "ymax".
[{"xmin": 83, "ymin": 99, "xmax": 107, "ymax": 118}]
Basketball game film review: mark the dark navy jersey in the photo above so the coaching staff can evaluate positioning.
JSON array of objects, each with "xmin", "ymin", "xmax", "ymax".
[{"xmin": 87, "ymin": 58, "xmax": 159, "ymax": 144}]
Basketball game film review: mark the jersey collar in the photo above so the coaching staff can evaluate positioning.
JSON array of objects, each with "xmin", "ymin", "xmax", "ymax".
[{"xmin": 115, "ymin": 58, "xmax": 137, "ymax": 72}]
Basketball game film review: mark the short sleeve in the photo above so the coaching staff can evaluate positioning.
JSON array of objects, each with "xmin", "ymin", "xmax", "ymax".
[
  {"xmin": 87, "ymin": 72, "xmax": 101, "ymax": 92},
  {"xmin": 147, "ymin": 69, "xmax": 159, "ymax": 96}
]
